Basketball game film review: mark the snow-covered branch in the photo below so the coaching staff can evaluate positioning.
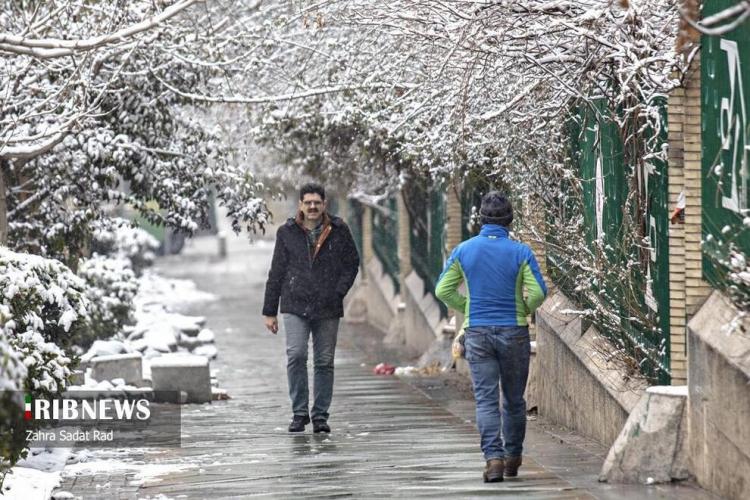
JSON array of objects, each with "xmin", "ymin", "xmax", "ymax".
[{"xmin": 0, "ymin": 0, "xmax": 200, "ymax": 59}]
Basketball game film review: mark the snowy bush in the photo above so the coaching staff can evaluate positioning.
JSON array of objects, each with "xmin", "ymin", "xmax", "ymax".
[
  {"xmin": 0, "ymin": 329, "xmax": 26, "ymax": 393},
  {"xmin": 0, "ymin": 249, "xmax": 88, "ymax": 483},
  {"xmin": 0, "ymin": 248, "xmax": 86, "ymax": 394},
  {"xmin": 91, "ymin": 219, "xmax": 160, "ymax": 276},
  {"xmin": 0, "ymin": 328, "xmax": 28, "ymax": 482},
  {"xmin": 77, "ymin": 255, "xmax": 140, "ymax": 347}
]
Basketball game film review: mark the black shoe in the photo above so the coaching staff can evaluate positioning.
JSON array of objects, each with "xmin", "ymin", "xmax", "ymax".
[
  {"xmin": 312, "ymin": 420, "xmax": 330, "ymax": 433},
  {"xmin": 288, "ymin": 415, "xmax": 310, "ymax": 433}
]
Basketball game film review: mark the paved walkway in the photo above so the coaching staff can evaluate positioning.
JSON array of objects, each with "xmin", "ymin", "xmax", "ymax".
[{"xmin": 58, "ymin": 235, "xmax": 714, "ymax": 499}]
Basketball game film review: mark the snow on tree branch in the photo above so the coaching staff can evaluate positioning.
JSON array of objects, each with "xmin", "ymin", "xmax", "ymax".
[{"xmin": 0, "ymin": 0, "xmax": 200, "ymax": 59}]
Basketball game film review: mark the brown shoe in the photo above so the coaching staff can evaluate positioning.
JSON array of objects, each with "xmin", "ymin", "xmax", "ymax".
[
  {"xmin": 483, "ymin": 459, "xmax": 504, "ymax": 483},
  {"xmin": 505, "ymin": 456, "xmax": 522, "ymax": 477}
]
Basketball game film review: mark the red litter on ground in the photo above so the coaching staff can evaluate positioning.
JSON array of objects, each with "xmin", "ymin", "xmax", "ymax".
[{"xmin": 373, "ymin": 363, "xmax": 396, "ymax": 375}]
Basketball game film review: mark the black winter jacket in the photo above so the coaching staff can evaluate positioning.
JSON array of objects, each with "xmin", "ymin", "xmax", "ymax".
[{"xmin": 262, "ymin": 214, "xmax": 360, "ymax": 320}]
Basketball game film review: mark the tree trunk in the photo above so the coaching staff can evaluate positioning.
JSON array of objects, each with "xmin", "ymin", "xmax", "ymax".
[{"xmin": 0, "ymin": 162, "xmax": 8, "ymax": 247}]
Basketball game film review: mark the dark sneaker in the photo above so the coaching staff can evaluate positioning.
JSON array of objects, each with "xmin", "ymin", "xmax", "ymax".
[
  {"xmin": 288, "ymin": 415, "xmax": 310, "ymax": 433},
  {"xmin": 483, "ymin": 459, "xmax": 504, "ymax": 483},
  {"xmin": 504, "ymin": 456, "xmax": 522, "ymax": 477},
  {"xmin": 312, "ymin": 420, "xmax": 330, "ymax": 433}
]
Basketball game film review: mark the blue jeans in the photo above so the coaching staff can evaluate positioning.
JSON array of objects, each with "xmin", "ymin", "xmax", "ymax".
[
  {"xmin": 283, "ymin": 314, "xmax": 340, "ymax": 422},
  {"xmin": 464, "ymin": 325, "xmax": 530, "ymax": 460}
]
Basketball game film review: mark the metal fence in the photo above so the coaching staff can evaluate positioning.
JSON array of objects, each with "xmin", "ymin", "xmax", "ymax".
[
  {"xmin": 371, "ymin": 198, "xmax": 400, "ymax": 293},
  {"xmin": 548, "ymin": 98, "xmax": 671, "ymax": 384},
  {"xmin": 405, "ymin": 181, "xmax": 447, "ymax": 317},
  {"xmin": 347, "ymin": 199, "xmax": 364, "ymax": 267},
  {"xmin": 701, "ymin": 3, "xmax": 750, "ymax": 308}
]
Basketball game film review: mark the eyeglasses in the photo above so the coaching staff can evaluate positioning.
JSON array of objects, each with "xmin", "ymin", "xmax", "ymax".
[{"xmin": 302, "ymin": 200, "xmax": 323, "ymax": 207}]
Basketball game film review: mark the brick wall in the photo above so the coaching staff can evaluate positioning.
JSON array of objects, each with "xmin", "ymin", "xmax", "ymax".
[
  {"xmin": 668, "ymin": 81, "xmax": 688, "ymax": 385},
  {"xmin": 682, "ymin": 55, "xmax": 712, "ymax": 318},
  {"xmin": 362, "ymin": 205, "xmax": 373, "ymax": 264},
  {"xmin": 397, "ymin": 190, "xmax": 412, "ymax": 282},
  {"xmin": 445, "ymin": 181, "xmax": 462, "ymax": 253},
  {"xmin": 667, "ymin": 53, "xmax": 712, "ymax": 385}
]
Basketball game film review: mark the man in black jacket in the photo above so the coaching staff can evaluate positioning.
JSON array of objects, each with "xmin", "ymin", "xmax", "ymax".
[{"xmin": 262, "ymin": 183, "xmax": 360, "ymax": 433}]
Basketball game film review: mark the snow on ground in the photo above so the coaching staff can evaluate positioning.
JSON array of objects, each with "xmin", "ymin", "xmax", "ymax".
[
  {"xmin": 136, "ymin": 270, "xmax": 216, "ymax": 311},
  {"xmin": 63, "ymin": 459, "xmax": 197, "ymax": 487},
  {"xmin": 60, "ymin": 448, "xmax": 197, "ymax": 491},
  {"xmin": 75, "ymin": 271, "xmax": 220, "ymax": 384},
  {"xmin": 6, "ymin": 270, "xmax": 221, "ymax": 500},
  {"xmin": 3, "ymin": 447, "xmax": 71, "ymax": 499},
  {"xmin": 2, "ymin": 466, "xmax": 62, "ymax": 499},
  {"xmin": 647, "ymin": 385, "xmax": 688, "ymax": 396}
]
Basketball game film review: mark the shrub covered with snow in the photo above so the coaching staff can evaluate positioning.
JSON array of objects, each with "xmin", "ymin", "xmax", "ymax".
[
  {"xmin": 91, "ymin": 219, "xmax": 160, "ymax": 276},
  {"xmin": 0, "ymin": 330, "xmax": 27, "ymax": 453},
  {"xmin": 0, "ymin": 248, "xmax": 86, "ymax": 392},
  {"xmin": 0, "ymin": 249, "xmax": 89, "ymax": 481},
  {"xmin": 77, "ymin": 255, "xmax": 140, "ymax": 347},
  {"xmin": 0, "ymin": 329, "xmax": 26, "ymax": 393},
  {"xmin": 0, "ymin": 329, "xmax": 27, "ymax": 481}
]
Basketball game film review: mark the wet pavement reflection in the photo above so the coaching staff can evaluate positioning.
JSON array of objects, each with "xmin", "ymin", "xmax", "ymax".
[{"xmin": 59, "ymin": 236, "xmax": 714, "ymax": 499}]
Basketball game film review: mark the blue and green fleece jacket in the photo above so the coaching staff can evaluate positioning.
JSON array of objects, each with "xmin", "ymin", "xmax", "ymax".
[{"xmin": 435, "ymin": 224, "xmax": 547, "ymax": 328}]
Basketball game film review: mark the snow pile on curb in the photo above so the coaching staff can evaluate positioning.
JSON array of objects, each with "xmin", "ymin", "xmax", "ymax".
[
  {"xmin": 2, "ymin": 448, "xmax": 71, "ymax": 500},
  {"xmin": 75, "ymin": 272, "xmax": 220, "ymax": 392},
  {"xmin": 135, "ymin": 270, "xmax": 216, "ymax": 310},
  {"xmin": 59, "ymin": 448, "xmax": 198, "ymax": 491}
]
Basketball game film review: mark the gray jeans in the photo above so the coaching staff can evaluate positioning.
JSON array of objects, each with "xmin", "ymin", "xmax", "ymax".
[{"xmin": 283, "ymin": 314, "xmax": 340, "ymax": 422}]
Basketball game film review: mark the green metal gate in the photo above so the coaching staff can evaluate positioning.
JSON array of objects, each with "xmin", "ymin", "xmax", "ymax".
[
  {"xmin": 555, "ymin": 98, "xmax": 671, "ymax": 383},
  {"xmin": 371, "ymin": 198, "xmax": 400, "ymax": 293},
  {"xmin": 405, "ymin": 181, "xmax": 447, "ymax": 316},
  {"xmin": 347, "ymin": 199, "xmax": 364, "ymax": 266},
  {"xmin": 701, "ymin": 1, "xmax": 750, "ymax": 308}
]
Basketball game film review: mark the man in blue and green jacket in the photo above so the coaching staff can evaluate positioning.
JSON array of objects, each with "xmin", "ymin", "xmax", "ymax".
[{"xmin": 435, "ymin": 191, "xmax": 547, "ymax": 483}]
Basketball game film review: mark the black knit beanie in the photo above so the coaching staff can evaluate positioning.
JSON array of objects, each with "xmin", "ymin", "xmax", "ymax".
[{"xmin": 479, "ymin": 191, "xmax": 513, "ymax": 227}]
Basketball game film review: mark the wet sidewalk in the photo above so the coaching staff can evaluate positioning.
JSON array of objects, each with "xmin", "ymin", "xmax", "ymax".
[{"xmin": 58, "ymin": 235, "xmax": 714, "ymax": 499}]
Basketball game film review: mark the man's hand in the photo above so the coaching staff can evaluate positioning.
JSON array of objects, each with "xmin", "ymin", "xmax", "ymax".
[{"xmin": 263, "ymin": 315, "xmax": 279, "ymax": 334}]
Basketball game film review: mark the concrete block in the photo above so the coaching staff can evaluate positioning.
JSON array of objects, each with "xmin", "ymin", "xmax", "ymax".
[
  {"xmin": 384, "ymin": 302, "xmax": 406, "ymax": 346},
  {"xmin": 129, "ymin": 338, "xmax": 149, "ymax": 352},
  {"xmin": 150, "ymin": 354, "xmax": 212, "ymax": 404},
  {"xmin": 90, "ymin": 353, "xmax": 143, "ymax": 386},
  {"xmin": 535, "ymin": 291, "xmax": 648, "ymax": 447},
  {"xmin": 192, "ymin": 344, "xmax": 218, "ymax": 360},
  {"xmin": 63, "ymin": 387, "xmax": 154, "ymax": 400},
  {"xmin": 212, "ymin": 388, "xmax": 230, "ymax": 401},
  {"xmin": 405, "ymin": 271, "xmax": 424, "ymax": 300},
  {"xmin": 422, "ymin": 299, "xmax": 442, "ymax": 332},
  {"xmin": 196, "ymin": 328, "xmax": 215, "ymax": 344},
  {"xmin": 343, "ymin": 277, "xmax": 369, "ymax": 323},
  {"xmin": 154, "ymin": 390, "xmax": 189, "ymax": 404},
  {"xmin": 167, "ymin": 314, "xmax": 206, "ymax": 336},
  {"xmin": 142, "ymin": 325, "xmax": 180, "ymax": 353},
  {"xmin": 600, "ymin": 386, "xmax": 689, "ymax": 484},
  {"xmin": 178, "ymin": 328, "xmax": 213, "ymax": 349},
  {"xmin": 69, "ymin": 370, "xmax": 85, "ymax": 386},
  {"xmin": 81, "ymin": 340, "xmax": 131, "ymax": 363},
  {"xmin": 401, "ymin": 271, "xmax": 443, "ymax": 355},
  {"xmin": 178, "ymin": 333, "xmax": 203, "ymax": 349},
  {"xmin": 525, "ymin": 341, "xmax": 538, "ymax": 411},
  {"xmin": 687, "ymin": 291, "xmax": 750, "ymax": 500},
  {"xmin": 363, "ymin": 257, "xmax": 398, "ymax": 332},
  {"xmin": 366, "ymin": 256, "xmax": 398, "ymax": 313}
]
